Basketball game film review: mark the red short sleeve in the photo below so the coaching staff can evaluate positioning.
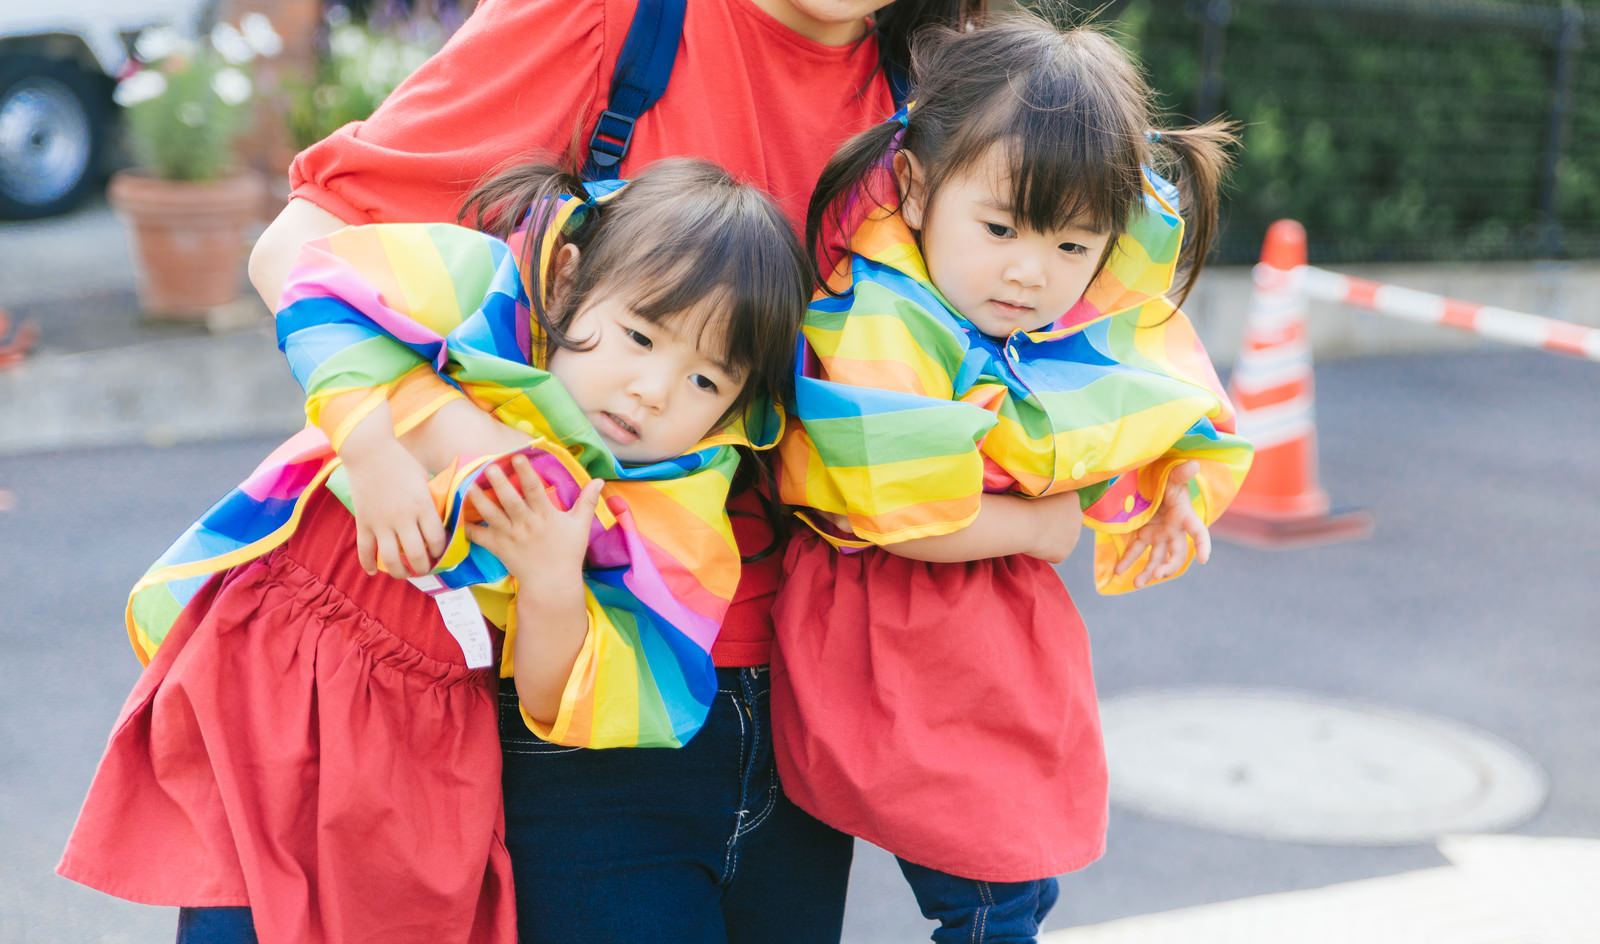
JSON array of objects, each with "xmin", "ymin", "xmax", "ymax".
[
  {"xmin": 289, "ymin": 0, "xmax": 615, "ymax": 224},
  {"xmin": 288, "ymin": 0, "xmax": 896, "ymax": 230}
]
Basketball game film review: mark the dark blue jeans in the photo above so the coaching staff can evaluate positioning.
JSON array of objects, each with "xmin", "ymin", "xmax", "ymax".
[
  {"xmin": 500, "ymin": 666, "xmax": 854, "ymax": 944},
  {"xmin": 175, "ymin": 907, "xmax": 257, "ymax": 943},
  {"xmin": 898, "ymin": 858, "xmax": 1060, "ymax": 944}
]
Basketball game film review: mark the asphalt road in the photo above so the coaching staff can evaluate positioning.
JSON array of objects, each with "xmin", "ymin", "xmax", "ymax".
[{"xmin": 3, "ymin": 347, "xmax": 1596, "ymax": 943}]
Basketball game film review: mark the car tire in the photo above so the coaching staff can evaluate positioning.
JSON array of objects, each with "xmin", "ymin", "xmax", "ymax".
[{"xmin": 0, "ymin": 55, "xmax": 110, "ymax": 220}]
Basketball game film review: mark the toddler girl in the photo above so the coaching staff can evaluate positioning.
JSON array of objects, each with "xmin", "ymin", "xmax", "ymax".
[
  {"xmin": 772, "ymin": 14, "xmax": 1255, "ymax": 944},
  {"xmin": 59, "ymin": 157, "xmax": 807, "ymax": 944}
]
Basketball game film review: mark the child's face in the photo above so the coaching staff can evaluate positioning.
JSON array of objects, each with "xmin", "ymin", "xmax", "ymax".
[
  {"xmin": 547, "ymin": 288, "xmax": 745, "ymax": 465},
  {"xmin": 900, "ymin": 144, "xmax": 1113, "ymax": 338}
]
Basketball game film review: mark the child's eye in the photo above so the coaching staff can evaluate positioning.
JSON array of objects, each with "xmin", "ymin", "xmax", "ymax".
[
  {"xmin": 624, "ymin": 328, "xmax": 653, "ymax": 349},
  {"xmin": 985, "ymin": 222, "xmax": 1015, "ymax": 238},
  {"xmin": 1059, "ymin": 241, "xmax": 1091, "ymax": 255},
  {"xmin": 690, "ymin": 374, "xmax": 720, "ymax": 394}
]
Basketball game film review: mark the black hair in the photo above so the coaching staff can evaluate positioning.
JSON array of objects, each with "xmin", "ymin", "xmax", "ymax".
[
  {"xmin": 461, "ymin": 157, "xmax": 808, "ymax": 423},
  {"xmin": 810, "ymin": 10, "xmax": 1237, "ymax": 307}
]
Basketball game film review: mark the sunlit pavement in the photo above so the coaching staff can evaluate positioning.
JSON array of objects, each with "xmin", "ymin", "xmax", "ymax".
[{"xmin": 1045, "ymin": 836, "xmax": 1600, "ymax": 944}]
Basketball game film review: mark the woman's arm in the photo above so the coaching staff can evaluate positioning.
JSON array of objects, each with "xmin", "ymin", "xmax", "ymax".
[{"xmin": 249, "ymin": 198, "xmax": 348, "ymax": 310}]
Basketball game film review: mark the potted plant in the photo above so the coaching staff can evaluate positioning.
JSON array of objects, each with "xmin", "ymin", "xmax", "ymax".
[
  {"xmin": 108, "ymin": 12, "xmax": 281, "ymax": 320},
  {"xmin": 284, "ymin": 3, "xmax": 455, "ymax": 152}
]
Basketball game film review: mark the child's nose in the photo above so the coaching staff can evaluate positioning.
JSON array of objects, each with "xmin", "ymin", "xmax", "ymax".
[
  {"xmin": 627, "ymin": 370, "xmax": 671, "ymax": 410},
  {"xmin": 1003, "ymin": 252, "xmax": 1045, "ymax": 288}
]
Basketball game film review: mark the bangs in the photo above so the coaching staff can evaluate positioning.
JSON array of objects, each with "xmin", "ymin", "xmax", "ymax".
[
  {"xmin": 570, "ymin": 169, "xmax": 808, "ymax": 412},
  {"xmin": 945, "ymin": 86, "xmax": 1141, "ymax": 239},
  {"xmin": 594, "ymin": 217, "xmax": 800, "ymax": 384},
  {"xmin": 908, "ymin": 17, "xmax": 1150, "ymax": 242}
]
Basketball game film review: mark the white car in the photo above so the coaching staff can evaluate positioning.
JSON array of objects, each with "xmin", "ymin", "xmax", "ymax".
[{"xmin": 0, "ymin": 0, "xmax": 206, "ymax": 218}]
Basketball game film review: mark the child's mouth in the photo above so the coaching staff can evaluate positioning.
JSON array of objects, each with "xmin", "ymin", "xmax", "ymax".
[{"xmin": 600, "ymin": 411, "xmax": 640, "ymax": 442}]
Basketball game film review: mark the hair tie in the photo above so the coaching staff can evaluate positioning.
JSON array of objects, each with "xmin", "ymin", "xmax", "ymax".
[
  {"xmin": 582, "ymin": 177, "xmax": 626, "ymax": 208},
  {"xmin": 891, "ymin": 101, "xmax": 914, "ymax": 128},
  {"xmin": 1146, "ymin": 129, "xmax": 1162, "ymax": 143}
]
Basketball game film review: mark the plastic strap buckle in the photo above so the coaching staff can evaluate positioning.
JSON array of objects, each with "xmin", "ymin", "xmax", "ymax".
[{"xmin": 587, "ymin": 109, "xmax": 638, "ymax": 170}]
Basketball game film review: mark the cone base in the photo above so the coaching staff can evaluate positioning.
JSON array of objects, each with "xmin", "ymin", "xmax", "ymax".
[{"xmin": 1212, "ymin": 506, "xmax": 1374, "ymax": 550}]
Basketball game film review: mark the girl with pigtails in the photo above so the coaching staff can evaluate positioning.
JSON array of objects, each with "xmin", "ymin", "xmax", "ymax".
[
  {"xmin": 771, "ymin": 12, "xmax": 1255, "ymax": 943},
  {"xmin": 59, "ymin": 157, "xmax": 808, "ymax": 944}
]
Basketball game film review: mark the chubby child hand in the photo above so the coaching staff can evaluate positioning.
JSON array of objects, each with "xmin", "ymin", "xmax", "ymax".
[
  {"xmin": 342, "ymin": 437, "xmax": 448, "ymax": 578},
  {"xmin": 1113, "ymin": 459, "xmax": 1211, "ymax": 588},
  {"xmin": 465, "ymin": 455, "xmax": 606, "ymax": 590}
]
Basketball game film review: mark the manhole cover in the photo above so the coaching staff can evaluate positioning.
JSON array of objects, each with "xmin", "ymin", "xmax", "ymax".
[{"xmin": 1099, "ymin": 688, "xmax": 1547, "ymax": 844}]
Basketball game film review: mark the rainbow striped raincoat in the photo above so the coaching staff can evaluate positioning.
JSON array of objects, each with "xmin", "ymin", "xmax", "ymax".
[
  {"xmin": 778, "ymin": 168, "xmax": 1253, "ymax": 593},
  {"xmin": 126, "ymin": 184, "xmax": 780, "ymax": 748}
]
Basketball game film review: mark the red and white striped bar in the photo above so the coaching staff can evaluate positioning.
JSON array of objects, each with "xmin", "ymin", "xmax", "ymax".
[{"xmin": 1286, "ymin": 266, "xmax": 1600, "ymax": 362}]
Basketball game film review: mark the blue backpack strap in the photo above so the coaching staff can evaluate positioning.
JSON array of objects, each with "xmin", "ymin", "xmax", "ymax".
[
  {"xmin": 583, "ymin": 0, "xmax": 687, "ymax": 180},
  {"xmin": 884, "ymin": 60, "xmax": 912, "ymax": 110}
]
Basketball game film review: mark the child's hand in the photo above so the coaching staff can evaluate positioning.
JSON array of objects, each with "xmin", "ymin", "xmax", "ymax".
[
  {"xmin": 343, "ymin": 437, "xmax": 447, "ymax": 577},
  {"xmin": 1113, "ymin": 460, "xmax": 1211, "ymax": 588},
  {"xmin": 466, "ymin": 455, "xmax": 606, "ymax": 591}
]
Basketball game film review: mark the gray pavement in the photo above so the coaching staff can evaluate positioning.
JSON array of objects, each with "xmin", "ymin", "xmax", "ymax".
[{"xmin": 2, "ymin": 202, "xmax": 1598, "ymax": 943}]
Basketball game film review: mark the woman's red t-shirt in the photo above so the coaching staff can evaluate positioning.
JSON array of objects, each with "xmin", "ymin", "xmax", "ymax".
[{"xmin": 290, "ymin": 0, "xmax": 896, "ymax": 665}]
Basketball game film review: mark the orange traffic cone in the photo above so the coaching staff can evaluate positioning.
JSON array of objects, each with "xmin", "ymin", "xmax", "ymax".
[
  {"xmin": 1212, "ymin": 220, "xmax": 1372, "ymax": 548},
  {"xmin": 0, "ymin": 307, "xmax": 38, "ymax": 369}
]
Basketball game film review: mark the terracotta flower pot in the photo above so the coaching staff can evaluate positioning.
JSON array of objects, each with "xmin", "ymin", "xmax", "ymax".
[{"xmin": 108, "ymin": 170, "xmax": 265, "ymax": 321}]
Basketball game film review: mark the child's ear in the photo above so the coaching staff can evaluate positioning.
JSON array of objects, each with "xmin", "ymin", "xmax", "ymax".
[
  {"xmin": 546, "ymin": 243, "xmax": 580, "ymax": 309},
  {"xmin": 894, "ymin": 150, "xmax": 928, "ymax": 231}
]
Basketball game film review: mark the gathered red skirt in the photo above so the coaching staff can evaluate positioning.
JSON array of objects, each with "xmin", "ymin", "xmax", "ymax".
[
  {"xmin": 58, "ymin": 487, "xmax": 515, "ymax": 944},
  {"xmin": 770, "ymin": 532, "xmax": 1108, "ymax": 882}
]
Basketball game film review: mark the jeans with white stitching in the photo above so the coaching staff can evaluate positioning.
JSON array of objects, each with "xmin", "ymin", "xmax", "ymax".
[
  {"xmin": 500, "ymin": 668, "xmax": 854, "ymax": 943},
  {"xmin": 898, "ymin": 857, "xmax": 1060, "ymax": 944}
]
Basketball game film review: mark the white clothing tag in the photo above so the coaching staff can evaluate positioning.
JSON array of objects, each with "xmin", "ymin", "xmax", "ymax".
[{"xmin": 409, "ymin": 577, "xmax": 494, "ymax": 669}]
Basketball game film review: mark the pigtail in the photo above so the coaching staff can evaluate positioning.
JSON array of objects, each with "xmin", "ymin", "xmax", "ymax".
[
  {"xmin": 1146, "ymin": 119, "xmax": 1239, "ymax": 307},
  {"xmin": 459, "ymin": 161, "xmax": 598, "ymax": 350},
  {"xmin": 806, "ymin": 119, "xmax": 909, "ymax": 294}
]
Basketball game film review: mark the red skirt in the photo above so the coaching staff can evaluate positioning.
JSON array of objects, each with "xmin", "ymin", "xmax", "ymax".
[
  {"xmin": 58, "ymin": 487, "xmax": 516, "ymax": 944},
  {"xmin": 770, "ymin": 532, "xmax": 1108, "ymax": 882}
]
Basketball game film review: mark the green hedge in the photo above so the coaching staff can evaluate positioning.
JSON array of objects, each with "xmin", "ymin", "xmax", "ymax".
[{"xmin": 1096, "ymin": 0, "xmax": 1600, "ymax": 263}]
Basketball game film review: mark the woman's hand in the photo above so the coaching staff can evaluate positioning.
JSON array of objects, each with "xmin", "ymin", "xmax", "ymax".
[{"xmin": 1113, "ymin": 460, "xmax": 1211, "ymax": 588}]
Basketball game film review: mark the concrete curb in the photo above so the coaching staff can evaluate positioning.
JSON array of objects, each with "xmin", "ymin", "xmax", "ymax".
[{"xmin": 0, "ymin": 328, "xmax": 303, "ymax": 456}]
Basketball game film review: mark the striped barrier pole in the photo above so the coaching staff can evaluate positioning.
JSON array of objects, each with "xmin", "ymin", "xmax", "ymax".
[{"xmin": 1298, "ymin": 267, "xmax": 1600, "ymax": 362}]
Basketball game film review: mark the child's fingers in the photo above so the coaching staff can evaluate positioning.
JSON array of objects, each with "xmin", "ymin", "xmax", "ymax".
[
  {"xmin": 1190, "ymin": 518, "xmax": 1212, "ymax": 565},
  {"xmin": 483, "ymin": 463, "xmax": 533, "ymax": 518},
  {"xmin": 374, "ymin": 530, "xmax": 405, "ymax": 578},
  {"xmin": 356, "ymin": 525, "xmax": 379, "ymax": 575},
  {"xmin": 468, "ymin": 485, "xmax": 509, "ymax": 529},
  {"xmin": 1114, "ymin": 534, "xmax": 1149, "ymax": 575},
  {"xmin": 1167, "ymin": 460, "xmax": 1199, "ymax": 493},
  {"xmin": 420, "ymin": 512, "xmax": 447, "ymax": 561},
  {"xmin": 570, "ymin": 478, "xmax": 605, "ymax": 519},
  {"xmin": 397, "ymin": 525, "xmax": 434, "ymax": 578}
]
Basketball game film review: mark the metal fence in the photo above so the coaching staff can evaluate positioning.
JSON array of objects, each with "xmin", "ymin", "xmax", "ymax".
[{"xmin": 1106, "ymin": 0, "xmax": 1600, "ymax": 264}]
